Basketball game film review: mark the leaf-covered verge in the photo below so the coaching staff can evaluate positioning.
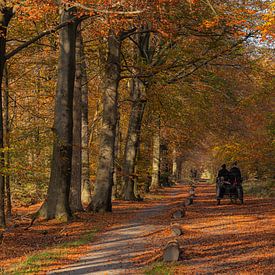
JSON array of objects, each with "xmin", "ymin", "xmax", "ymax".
[
  {"xmin": 0, "ymin": 187, "xmax": 184, "ymax": 274},
  {"xmin": 243, "ymin": 179, "xmax": 275, "ymax": 198},
  {"xmin": 144, "ymin": 262, "xmax": 175, "ymax": 275},
  {"xmin": 7, "ymin": 229, "xmax": 97, "ymax": 274}
]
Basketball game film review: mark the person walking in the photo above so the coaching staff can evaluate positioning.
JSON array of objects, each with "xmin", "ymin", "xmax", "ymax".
[
  {"xmin": 229, "ymin": 162, "xmax": 244, "ymax": 204},
  {"xmin": 216, "ymin": 164, "xmax": 230, "ymax": 205}
]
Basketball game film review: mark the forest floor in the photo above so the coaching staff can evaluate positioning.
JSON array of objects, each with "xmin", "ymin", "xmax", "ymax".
[{"xmin": 0, "ymin": 182, "xmax": 274, "ymax": 274}]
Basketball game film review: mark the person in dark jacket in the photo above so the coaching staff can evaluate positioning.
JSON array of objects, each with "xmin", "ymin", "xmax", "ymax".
[
  {"xmin": 229, "ymin": 162, "xmax": 242, "ymax": 184},
  {"xmin": 216, "ymin": 164, "xmax": 230, "ymax": 205},
  {"xmin": 218, "ymin": 164, "xmax": 230, "ymax": 181},
  {"xmin": 229, "ymin": 162, "xmax": 244, "ymax": 204}
]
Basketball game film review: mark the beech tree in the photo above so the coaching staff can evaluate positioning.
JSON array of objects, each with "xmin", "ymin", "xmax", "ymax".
[
  {"xmin": 70, "ymin": 24, "xmax": 84, "ymax": 212},
  {"xmin": 0, "ymin": 0, "xmax": 272, "ymax": 224},
  {"xmin": 36, "ymin": 6, "xmax": 78, "ymax": 221},
  {"xmin": 122, "ymin": 30, "xmax": 150, "ymax": 200},
  {"xmin": 0, "ymin": 2, "xmax": 13, "ymax": 227},
  {"xmin": 88, "ymin": 30, "xmax": 121, "ymax": 212}
]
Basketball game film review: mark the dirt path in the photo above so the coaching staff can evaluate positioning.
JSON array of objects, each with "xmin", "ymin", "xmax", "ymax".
[
  {"xmin": 50, "ymin": 183, "xmax": 274, "ymax": 275},
  {"xmin": 50, "ymin": 186, "xmax": 185, "ymax": 275}
]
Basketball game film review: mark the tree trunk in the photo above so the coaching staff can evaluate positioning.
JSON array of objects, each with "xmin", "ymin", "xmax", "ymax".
[
  {"xmin": 70, "ymin": 24, "xmax": 83, "ymax": 212},
  {"xmin": 89, "ymin": 30, "xmax": 121, "ymax": 212},
  {"xmin": 150, "ymin": 119, "xmax": 161, "ymax": 191},
  {"xmin": 80, "ymin": 27, "xmax": 91, "ymax": 206},
  {"xmin": 172, "ymin": 148, "xmax": 177, "ymax": 182},
  {"xmin": 0, "ymin": 5, "xmax": 14, "ymax": 228},
  {"xmin": 177, "ymin": 158, "xmax": 183, "ymax": 181},
  {"xmin": 37, "ymin": 7, "xmax": 78, "ymax": 221},
  {"xmin": 113, "ymin": 111, "xmax": 121, "ymax": 198},
  {"xmin": 122, "ymin": 78, "xmax": 146, "ymax": 200},
  {"xmin": 4, "ymin": 65, "xmax": 11, "ymax": 217}
]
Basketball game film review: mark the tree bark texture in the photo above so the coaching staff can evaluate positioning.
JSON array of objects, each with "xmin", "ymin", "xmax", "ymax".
[
  {"xmin": 113, "ymin": 111, "xmax": 121, "ymax": 198},
  {"xmin": 4, "ymin": 65, "xmax": 11, "ymax": 217},
  {"xmin": 37, "ymin": 7, "xmax": 78, "ymax": 221},
  {"xmin": 70, "ymin": 24, "xmax": 83, "ymax": 212},
  {"xmin": 121, "ymin": 29, "xmax": 151, "ymax": 200},
  {"xmin": 80, "ymin": 30, "xmax": 91, "ymax": 206},
  {"xmin": 150, "ymin": 119, "xmax": 161, "ymax": 190},
  {"xmin": 177, "ymin": 158, "xmax": 183, "ymax": 181},
  {"xmin": 90, "ymin": 30, "xmax": 121, "ymax": 212},
  {"xmin": 122, "ymin": 78, "xmax": 146, "ymax": 200},
  {"xmin": 0, "ymin": 5, "xmax": 13, "ymax": 227},
  {"xmin": 172, "ymin": 148, "xmax": 177, "ymax": 181}
]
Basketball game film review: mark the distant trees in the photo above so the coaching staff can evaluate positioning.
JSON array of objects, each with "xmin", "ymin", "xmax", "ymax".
[{"xmin": 0, "ymin": 0, "xmax": 273, "ymax": 226}]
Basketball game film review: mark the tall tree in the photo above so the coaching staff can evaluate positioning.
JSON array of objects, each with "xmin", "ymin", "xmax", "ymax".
[
  {"xmin": 3, "ymin": 64, "xmax": 11, "ymax": 217},
  {"xmin": 0, "ymin": 2, "xmax": 14, "ymax": 227},
  {"xmin": 150, "ymin": 117, "xmax": 161, "ymax": 190},
  {"xmin": 122, "ymin": 77, "xmax": 147, "ymax": 200},
  {"xmin": 80, "ymin": 26, "xmax": 91, "ymax": 206},
  {"xmin": 121, "ymin": 30, "xmax": 151, "ymax": 200},
  {"xmin": 88, "ymin": 30, "xmax": 121, "ymax": 212},
  {"xmin": 70, "ymin": 24, "xmax": 83, "ymax": 212},
  {"xmin": 36, "ymin": 6, "xmax": 78, "ymax": 221}
]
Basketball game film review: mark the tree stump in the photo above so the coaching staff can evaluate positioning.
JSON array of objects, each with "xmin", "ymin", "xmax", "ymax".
[
  {"xmin": 171, "ymin": 223, "xmax": 183, "ymax": 236},
  {"xmin": 172, "ymin": 209, "xmax": 185, "ymax": 219},
  {"xmin": 163, "ymin": 240, "xmax": 180, "ymax": 262}
]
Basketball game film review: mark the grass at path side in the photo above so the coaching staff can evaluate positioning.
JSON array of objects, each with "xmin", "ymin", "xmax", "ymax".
[
  {"xmin": 7, "ymin": 229, "xmax": 98, "ymax": 275},
  {"xmin": 144, "ymin": 262, "xmax": 175, "ymax": 275}
]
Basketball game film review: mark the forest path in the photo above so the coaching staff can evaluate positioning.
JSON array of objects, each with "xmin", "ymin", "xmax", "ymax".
[
  {"xmin": 50, "ymin": 185, "xmax": 186, "ymax": 275},
  {"xmin": 175, "ymin": 183, "xmax": 275, "ymax": 274},
  {"xmin": 50, "ymin": 183, "xmax": 275, "ymax": 275}
]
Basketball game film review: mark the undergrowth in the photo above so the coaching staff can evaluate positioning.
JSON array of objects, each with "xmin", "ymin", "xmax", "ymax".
[{"xmin": 243, "ymin": 179, "xmax": 275, "ymax": 198}]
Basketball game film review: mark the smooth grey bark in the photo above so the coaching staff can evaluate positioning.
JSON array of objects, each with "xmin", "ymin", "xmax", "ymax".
[
  {"xmin": 177, "ymin": 159, "xmax": 183, "ymax": 181},
  {"xmin": 80, "ymin": 28, "xmax": 91, "ymax": 206},
  {"xmin": 121, "ymin": 29, "xmax": 152, "ymax": 200},
  {"xmin": 150, "ymin": 119, "xmax": 161, "ymax": 190},
  {"xmin": 37, "ymin": 7, "xmax": 78, "ymax": 221},
  {"xmin": 70, "ymin": 24, "xmax": 83, "ymax": 212},
  {"xmin": 89, "ymin": 30, "xmax": 121, "ymax": 212},
  {"xmin": 0, "ymin": 5, "xmax": 13, "ymax": 228},
  {"xmin": 4, "ymin": 65, "xmax": 11, "ymax": 217},
  {"xmin": 113, "ymin": 111, "xmax": 121, "ymax": 198},
  {"xmin": 172, "ymin": 148, "xmax": 177, "ymax": 181},
  {"xmin": 122, "ymin": 78, "xmax": 146, "ymax": 200}
]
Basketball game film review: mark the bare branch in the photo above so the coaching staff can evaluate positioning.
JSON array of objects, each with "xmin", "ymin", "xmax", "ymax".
[
  {"xmin": 5, "ymin": 15, "xmax": 89, "ymax": 60},
  {"xmin": 72, "ymin": 2, "xmax": 145, "ymax": 16}
]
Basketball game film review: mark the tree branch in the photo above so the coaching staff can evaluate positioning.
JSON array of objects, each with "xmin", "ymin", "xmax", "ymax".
[
  {"xmin": 72, "ymin": 2, "xmax": 145, "ymax": 16},
  {"xmin": 5, "ymin": 15, "xmax": 89, "ymax": 60},
  {"xmin": 167, "ymin": 34, "xmax": 253, "ymax": 83}
]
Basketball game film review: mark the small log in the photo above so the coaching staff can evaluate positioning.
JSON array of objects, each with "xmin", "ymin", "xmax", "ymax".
[
  {"xmin": 171, "ymin": 224, "xmax": 183, "ymax": 236},
  {"xmin": 172, "ymin": 209, "xmax": 185, "ymax": 219},
  {"xmin": 185, "ymin": 197, "xmax": 193, "ymax": 206},
  {"xmin": 163, "ymin": 240, "xmax": 180, "ymax": 262}
]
